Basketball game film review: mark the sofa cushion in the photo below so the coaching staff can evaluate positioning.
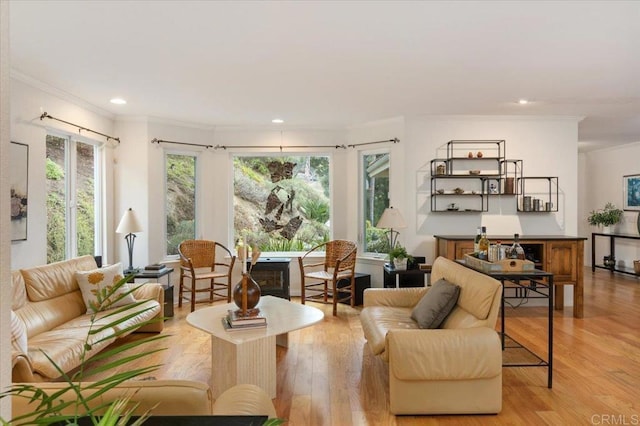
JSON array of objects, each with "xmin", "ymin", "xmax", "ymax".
[
  {"xmin": 76, "ymin": 263, "xmax": 137, "ymax": 313},
  {"xmin": 360, "ymin": 306, "xmax": 419, "ymax": 356},
  {"xmin": 12, "ymin": 271, "xmax": 27, "ymax": 310},
  {"xmin": 28, "ymin": 325, "xmax": 117, "ymax": 379},
  {"xmin": 21, "ymin": 255, "xmax": 98, "ymax": 302},
  {"xmin": 411, "ymin": 279, "xmax": 460, "ymax": 329}
]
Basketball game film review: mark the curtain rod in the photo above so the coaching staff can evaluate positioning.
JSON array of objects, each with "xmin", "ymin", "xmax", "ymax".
[
  {"xmin": 40, "ymin": 112, "xmax": 120, "ymax": 143},
  {"xmin": 347, "ymin": 138, "xmax": 400, "ymax": 148},
  {"xmin": 151, "ymin": 138, "xmax": 214, "ymax": 149},
  {"xmin": 151, "ymin": 137, "xmax": 400, "ymax": 150}
]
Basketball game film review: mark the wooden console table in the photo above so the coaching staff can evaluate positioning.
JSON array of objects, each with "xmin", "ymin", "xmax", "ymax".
[
  {"xmin": 435, "ymin": 235, "xmax": 586, "ymax": 318},
  {"xmin": 591, "ymin": 232, "xmax": 640, "ymax": 277}
]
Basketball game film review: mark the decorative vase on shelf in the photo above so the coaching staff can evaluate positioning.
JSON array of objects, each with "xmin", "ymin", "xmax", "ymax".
[
  {"xmin": 602, "ymin": 225, "xmax": 612, "ymax": 234},
  {"xmin": 232, "ymin": 273, "xmax": 261, "ymax": 316}
]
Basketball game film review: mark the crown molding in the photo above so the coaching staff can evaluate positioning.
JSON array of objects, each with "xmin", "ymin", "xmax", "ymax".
[{"xmin": 11, "ymin": 68, "xmax": 116, "ymax": 120}]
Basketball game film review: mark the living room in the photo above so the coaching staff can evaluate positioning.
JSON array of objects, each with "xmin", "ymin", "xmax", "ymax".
[{"xmin": 2, "ymin": 1, "xmax": 640, "ymax": 423}]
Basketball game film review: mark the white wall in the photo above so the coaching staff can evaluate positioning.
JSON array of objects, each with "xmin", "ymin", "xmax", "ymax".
[
  {"xmin": 404, "ymin": 116, "xmax": 581, "ymax": 261},
  {"xmin": 1, "ymin": 0, "xmax": 12, "ymax": 418},
  {"xmin": 10, "ymin": 78, "xmax": 116, "ymax": 268},
  {"xmin": 579, "ymin": 142, "xmax": 640, "ymax": 268}
]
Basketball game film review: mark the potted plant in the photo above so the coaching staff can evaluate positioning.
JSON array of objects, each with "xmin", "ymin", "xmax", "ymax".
[
  {"xmin": 388, "ymin": 245, "xmax": 413, "ymax": 271},
  {"xmin": 587, "ymin": 202, "xmax": 624, "ymax": 232}
]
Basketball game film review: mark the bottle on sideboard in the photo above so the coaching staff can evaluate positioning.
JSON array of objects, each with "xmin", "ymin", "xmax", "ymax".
[
  {"xmin": 508, "ymin": 233, "xmax": 526, "ymax": 260},
  {"xmin": 474, "ymin": 227, "xmax": 481, "ymax": 253},
  {"xmin": 478, "ymin": 226, "xmax": 489, "ymax": 260}
]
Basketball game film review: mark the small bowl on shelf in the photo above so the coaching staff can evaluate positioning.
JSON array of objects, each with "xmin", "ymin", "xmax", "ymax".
[
  {"xmin": 469, "ymin": 170, "xmax": 481, "ymax": 175},
  {"xmin": 436, "ymin": 189, "xmax": 445, "ymax": 194},
  {"xmin": 453, "ymin": 187, "xmax": 465, "ymax": 195}
]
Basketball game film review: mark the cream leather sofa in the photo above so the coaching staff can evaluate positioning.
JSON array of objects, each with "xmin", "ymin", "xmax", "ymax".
[
  {"xmin": 11, "ymin": 255, "xmax": 164, "ymax": 382},
  {"xmin": 360, "ymin": 256, "xmax": 503, "ymax": 415},
  {"xmin": 11, "ymin": 381, "xmax": 277, "ymax": 421}
]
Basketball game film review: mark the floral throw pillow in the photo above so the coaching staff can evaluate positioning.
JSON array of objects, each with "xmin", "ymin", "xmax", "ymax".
[{"xmin": 76, "ymin": 263, "xmax": 137, "ymax": 314}]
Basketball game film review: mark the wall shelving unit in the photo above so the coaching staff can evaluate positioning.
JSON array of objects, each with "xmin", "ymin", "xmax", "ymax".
[{"xmin": 428, "ymin": 140, "xmax": 557, "ymax": 214}]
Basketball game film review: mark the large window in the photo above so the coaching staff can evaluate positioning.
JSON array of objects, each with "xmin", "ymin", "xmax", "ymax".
[
  {"xmin": 165, "ymin": 152, "xmax": 197, "ymax": 256},
  {"xmin": 362, "ymin": 152, "xmax": 390, "ymax": 254},
  {"xmin": 46, "ymin": 134, "xmax": 101, "ymax": 263},
  {"xmin": 233, "ymin": 155, "xmax": 330, "ymax": 252}
]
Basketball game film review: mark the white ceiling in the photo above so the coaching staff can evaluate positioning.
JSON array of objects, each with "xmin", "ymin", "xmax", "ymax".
[{"xmin": 9, "ymin": 1, "xmax": 640, "ymax": 151}]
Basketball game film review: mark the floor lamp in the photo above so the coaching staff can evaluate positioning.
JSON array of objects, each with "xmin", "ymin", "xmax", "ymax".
[
  {"xmin": 116, "ymin": 208, "xmax": 143, "ymax": 274},
  {"xmin": 376, "ymin": 206, "xmax": 407, "ymax": 249}
]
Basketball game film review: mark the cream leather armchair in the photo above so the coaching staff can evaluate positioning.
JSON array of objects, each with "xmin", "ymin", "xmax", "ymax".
[{"xmin": 360, "ymin": 256, "xmax": 503, "ymax": 415}]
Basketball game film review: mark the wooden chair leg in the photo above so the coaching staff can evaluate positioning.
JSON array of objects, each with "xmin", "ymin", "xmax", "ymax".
[
  {"xmin": 209, "ymin": 279, "xmax": 214, "ymax": 303},
  {"xmin": 323, "ymin": 280, "xmax": 328, "ymax": 303},
  {"xmin": 350, "ymin": 276, "xmax": 355, "ymax": 308},
  {"xmin": 300, "ymin": 275, "xmax": 306, "ymax": 304},
  {"xmin": 332, "ymin": 280, "xmax": 338, "ymax": 316},
  {"xmin": 190, "ymin": 278, "xmax": 196, "ymax": 312},
  {"xmin": 178, "ymin": 275, "xmax": 184, "ymax": 308},
  {"xmin": 227, "ymin": 279, "xmax": 232, "ymax": 303}
]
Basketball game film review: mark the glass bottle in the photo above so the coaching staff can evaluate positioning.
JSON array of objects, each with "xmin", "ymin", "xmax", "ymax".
[
  {"xmin": 495, "ymin": 240, "xmax": 503, "ymax": 261},
  {"xmin": 474, "ymin": 227, "xmax": 481, "ymax": 253},
  {"xmin": 478, "ymin": 226, "xmax": 489, "ymax": 260},
  {"xmin": 509, "ymin": 233, "xmax": 526, "ymax": 260}
]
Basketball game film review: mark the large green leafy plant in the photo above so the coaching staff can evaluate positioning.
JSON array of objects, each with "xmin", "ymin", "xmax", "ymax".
[
  {"xmin": 1, "ymin": 273, "xmax": 168, "ymax": 426},
  {"xmin": 587, "ymin": 202, "xmax": 624, "ymax": 226}
]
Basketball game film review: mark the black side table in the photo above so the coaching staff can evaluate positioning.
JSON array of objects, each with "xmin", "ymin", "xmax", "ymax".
[
  {"xmin": 133, "ymin": 267, "xmax": 175, "ymax": 318},
  {"xmin": 383, "ymin": 264, "xmax": 430, "ymax": 288}
]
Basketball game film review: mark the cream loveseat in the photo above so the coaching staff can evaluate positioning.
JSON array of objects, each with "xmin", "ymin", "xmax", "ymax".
[
  {"xmin": 360, "ymin": 256, "xmax": 503, "ymax": 415},
  {"xmin": 11, "ymin": 255, "xmax": 164, "ymax": 382}
]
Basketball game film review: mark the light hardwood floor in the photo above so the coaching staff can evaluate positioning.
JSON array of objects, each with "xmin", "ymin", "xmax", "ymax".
[{"xmin": 90, "ymin": 268, "xmax": 640, "ymax": 425}]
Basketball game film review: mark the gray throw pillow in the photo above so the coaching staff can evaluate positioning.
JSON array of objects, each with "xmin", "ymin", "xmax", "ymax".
[{"xmin": 411, "ymin": 278, "xmax": 460, "ymax": 329}]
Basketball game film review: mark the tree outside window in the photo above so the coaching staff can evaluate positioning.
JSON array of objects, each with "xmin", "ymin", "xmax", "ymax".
[{"xmin": 165, "ymin": 153, "xmax": 196, "ymax": 256}]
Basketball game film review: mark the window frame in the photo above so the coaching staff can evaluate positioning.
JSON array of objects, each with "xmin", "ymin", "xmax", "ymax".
[
  {"xmin": 359, "ymin": 148, "xmax": 391, "ymax": 256},
  {"xmin": 45, "ymin": 131, "xmax": 103, "ymax": 261},
  {"xmin": 163, "ymin": 148, "xmax": 199, "ymax": 259}
]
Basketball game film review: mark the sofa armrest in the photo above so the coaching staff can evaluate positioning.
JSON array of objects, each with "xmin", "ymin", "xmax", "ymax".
[
  {"xmin": 387, "ymin": 327, "xmax": 502, "ymax": 381},
  {"xmin": 363, "ymin": 287, "xmax": 428, "ymax": 308},
  {"xmin": 11, "ymin": 350, "xmax": 35, "ymax": 383},
  {"xmin": 11, "ymin": 380, "xmax": 213, "ymax": 420},
  {"xmin": 131, "ymin": 282, "xmax": 163, "ymax": 304},
  {"xmin": 212, "ymin": 384, "xmax": 277, "ymax": 419},
  {"xmin": 131, "ymin": 283, "xmax": 165, "ymax": 332}
]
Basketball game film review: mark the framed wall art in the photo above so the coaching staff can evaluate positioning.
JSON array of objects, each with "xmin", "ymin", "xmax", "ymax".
[
  {"xmin": 623, "ymin": 173, "xmax": 640, "ymax": 211},
  {"xmin": 10, "ymin": 141, "xmax": 29, "ymax": 241}
]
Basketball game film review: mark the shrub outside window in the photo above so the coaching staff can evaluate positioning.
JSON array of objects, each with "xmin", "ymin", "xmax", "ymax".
[
  {"xmin": 362, "ymin": 152, "xmax": 390, "ymax": 254},
  {"xmin": 233, "ymin": 155, "xmax": 330, "ymax": 252}
]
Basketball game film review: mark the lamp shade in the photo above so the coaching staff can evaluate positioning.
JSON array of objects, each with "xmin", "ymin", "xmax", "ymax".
[
  {"xmin": 376, "ymin": 207, "xmax": 407, "ymax": 229},
  {"xmin": 116, "ymin": 208, "xmax": 143, "ymax": 234}
]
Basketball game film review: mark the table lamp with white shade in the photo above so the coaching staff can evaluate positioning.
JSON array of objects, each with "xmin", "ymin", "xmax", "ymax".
[
  {"xmin": 376, "ymin": 206, "xmax": 407, "ymax": 249},
  {"xmin": 116, "ymin": 208, "xmax": 143, "ymax": 273}
]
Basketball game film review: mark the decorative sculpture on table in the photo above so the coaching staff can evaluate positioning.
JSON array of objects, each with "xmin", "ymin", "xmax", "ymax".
[{"xmin": 233, "ymin": 237, "xmax": 262, "ymax": 316}]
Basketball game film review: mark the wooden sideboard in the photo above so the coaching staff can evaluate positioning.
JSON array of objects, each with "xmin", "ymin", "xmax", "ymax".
[{"xmin": 434, "ymin": 235, "xmax": 586, "ymax": 318}]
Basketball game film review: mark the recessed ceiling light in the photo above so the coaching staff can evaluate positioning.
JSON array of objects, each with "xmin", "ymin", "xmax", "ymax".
[
  {"xmin": 110, "ymin": 98, "xmax": 127, "ymax": 105},
  {"xmin": 272, "ymin": 118, "xmax": 284, "ymax": 124},
  {"xmin": 518, "ymin": 99, "xmax": 529, "ymax": 105}
]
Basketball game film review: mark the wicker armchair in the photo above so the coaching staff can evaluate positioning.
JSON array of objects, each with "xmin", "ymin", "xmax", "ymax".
[
  {"xmin": 298, "ymin": 239, "xmax": 357, "ymax": 316},
  {"xmin": 178, "ymin": 240, "xmax": 236, "ymax": 312}
]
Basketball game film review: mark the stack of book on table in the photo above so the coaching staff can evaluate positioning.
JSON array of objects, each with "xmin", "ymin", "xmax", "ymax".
[
  {"xmin": 222, "ymin": 309, "xmax": 267, "ymax": 332},
  {"xmin": 144, "ymin": 263, "xmax": 166, "ymax": 271}
]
